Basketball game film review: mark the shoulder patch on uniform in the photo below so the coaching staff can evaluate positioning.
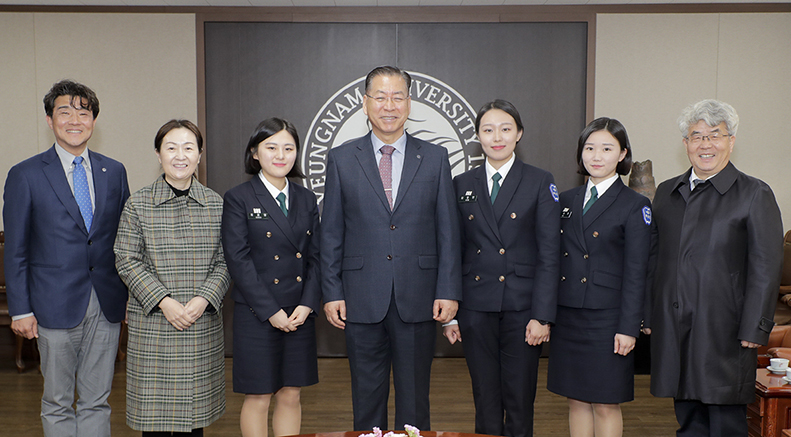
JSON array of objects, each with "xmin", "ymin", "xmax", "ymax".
[
  {"xmin": 549, "ymin": 183, "xmax": 559, "ymax": 202},
  {"xmin": 642, "ymin": 206, "xmax": 652, "ymax": 225}
]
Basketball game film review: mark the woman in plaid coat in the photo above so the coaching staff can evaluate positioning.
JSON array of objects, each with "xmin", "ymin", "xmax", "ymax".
[{"xmin": 114, "ymin": 119, "xmax": 231, "ymax": 436}]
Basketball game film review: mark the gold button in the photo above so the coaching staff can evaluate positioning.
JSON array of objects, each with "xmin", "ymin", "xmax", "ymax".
[
  {"xmin": 592, "ymin": 231, "xmax": 599, "ymax": 238},
  {"xmin": 475, "ymin": 275, "xmax": 481, "ymax": 281},
  {"xmin": 563, "ymin": 252, "xmax": 568, "ymax": 257},
  {"xmin": 581, "ymin": 277, "xmax": 587, "ymax": 283},
  {"xmin": 296, "ymin": 276, "xmax": 302, "ymax": 282},
  {"xmin": 274, "ymin": 255, "xmax": 280, "ymax": 260},
  {"xmin": 266, "ymin": 232, "xmax": 272, "ymax": 238},
  {"xmin": 468, "ymin": 214, "xmax": 474, "ymax": 220},
  {"xmin": 561, "ymin": 276, "xmax": 566, "ymax": 281},
  {"xmin": 390, "ymin": 225, "xmax": 396, "ymax": 230},
  {"xmin": 499, "ymin": 275, "xmax": 505, "ymax": 282},
  {"xmin": 273, "ymin": 278, "xmax": 280, "ymax": 284},
  {"xmin": 296, "ymin": 252, "xmax": 302, "ymax": 259},
  {"xmin": 387, "ymin": 255, "xmax": 392, "ymax": 260},
  {"xmin": 499, "ymin": 248, "xmax": 505, "ymax": 255},
  {"xmin": 307, "ymin": 230, "xmax": 312, "ymax": 236},
  {"xmin": 476, "ymin": 249, "xmax": 481, "ymax": 254},
  {"xmin": 510, "ymin": 212, "xmax": 517, "ymax": 219},
  {"xmin": 560, "ymin": 229, "xmax": 564, "ymax": 234},
  {"xmin": 583, "ymin": 254, "xmax": 589, "ymax": 259}
]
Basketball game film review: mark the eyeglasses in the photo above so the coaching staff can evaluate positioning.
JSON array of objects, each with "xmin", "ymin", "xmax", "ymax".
[
  {"xmin": 366, "ymin": 94, "xmax": 408, "ymax": 105},
  {"xmin": 686, "ymin": 132, "xmax": 730, "ymax": 145}
]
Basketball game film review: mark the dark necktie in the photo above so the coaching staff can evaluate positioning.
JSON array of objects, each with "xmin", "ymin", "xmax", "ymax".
[
  {"xmin": 490, "ymin": 172, "xmax": 502, "ymax": 204},
  {"xmin": 72, "ymin": 156, "xmax": 93, "ymax": 230},
  {"xmin": 276, "ymin": 192, "xmax": 288, "ymax": 217},
  {"xmin": 583, "ymin": 186, "xmax": 598, "ymax": 215},
  {"xmin": 692, "ymin": 178, "xmax": 705, "ymax": 190},
  {"xmin": 379, "ymin": 145, "xmax": 395, "ymax": 210}
]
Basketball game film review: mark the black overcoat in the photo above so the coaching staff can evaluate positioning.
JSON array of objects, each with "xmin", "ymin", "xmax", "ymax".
[{"xmin": 645, "ymin": 162, "xmax": 783, "ymax": 404}]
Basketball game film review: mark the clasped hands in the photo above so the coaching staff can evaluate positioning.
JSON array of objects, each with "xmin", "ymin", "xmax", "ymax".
[
  {"xmin": 269, "ymin": 305, "xmax": 312, "ymax": 332},
  {"xmin": 159, "ymin": 296, "xmax": 210, "ymax": 331}
]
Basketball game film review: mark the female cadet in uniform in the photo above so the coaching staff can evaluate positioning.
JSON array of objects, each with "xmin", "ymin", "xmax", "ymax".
[
  {"xmin": 547, "ymin": 117, "xmax": 652, "ymax": 437},
  {"xmin": 443, "ymin": 99, "xmax": 560, "ymax": 437},
  {"xmin": 221, "ymin": 118, "xmax": 321, "ymax": 437},
  {"xmin": 115, "ymin": 119, "xmax": 231, "ymax": 436}
]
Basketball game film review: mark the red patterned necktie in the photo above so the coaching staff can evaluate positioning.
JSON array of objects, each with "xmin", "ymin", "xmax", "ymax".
[{"xmin": 379, "ymin": 145, "xmax": 395, "ymax": 210}]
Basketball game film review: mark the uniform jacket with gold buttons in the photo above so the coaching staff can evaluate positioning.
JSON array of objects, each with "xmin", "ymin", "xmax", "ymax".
[
  {"xmin": 558, "ymin": 177, "xmax": 651, "ymax": 337},
  {"xmin": 222, "ymin": 177, "xmax": 321, "ymax": 322},
  {"xmin": 453, "ymin": 158, "xmax": 560, "ymax": 321}
]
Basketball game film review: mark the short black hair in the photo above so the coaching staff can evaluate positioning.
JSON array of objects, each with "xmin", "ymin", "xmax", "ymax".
[
  {"xmin": 365, "ymin": 66, "xmax": 412, "ymax": 94},
  {"xmin": 244, "ymin": 117, "xmax": 304, "ymax": 179},
  {"xmin": 475, "ymin": 99, "xmax": 524, "ymax": 135},
  {"xmin": 576, "ymin": 117, "xmax": 633, "ymax": 176},
  {"xmin": 43, "ymin": 80, "xmax": 100, "ymax": 119},
  {"xmin": 154, "ymin": 119, "xmax": 203, "ymax": 153}
]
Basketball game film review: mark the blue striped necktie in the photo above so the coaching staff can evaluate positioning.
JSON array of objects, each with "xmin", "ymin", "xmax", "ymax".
[{"xmin": 73, "ymin": 156, "xmax": 93, "ymax": 230}]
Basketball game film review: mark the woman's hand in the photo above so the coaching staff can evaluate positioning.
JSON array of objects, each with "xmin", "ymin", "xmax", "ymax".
[
  {"xmin": 159, "ymin": 297, "xmax": 192, "ymax": 331},
  {"xmin": 525, "ymin": 319, "xmax": 550, "ymax": 346},
  {"xmin": 443, "ymin": 324, "xmax": 462, "ymax": 344},
  {"xmin": 288, "ymin": 305, "xmax": 312, "ymax": 328},
  {"xmin": 185, "ymin": 296, "xmax": 210, "ymax": 322},
  {"xmin": 269, "ymin": 309, "xmax": 297, "ymax": 332},
  {"xmin": 614, "ymin": 333, "xmax": 636, "ymax": 356}
]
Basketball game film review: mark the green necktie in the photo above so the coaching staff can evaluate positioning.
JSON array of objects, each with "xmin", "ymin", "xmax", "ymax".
[
  {"xmin": 276, "ymin": 192, "xmax": 288, "ymax": 217},
  {"xmin": 583, "ymin": 186, "xmax": 598, "ymax": 215},
  {"xmin": 490, "ymin": 172, "xmax": 502, "ymax": 204}
]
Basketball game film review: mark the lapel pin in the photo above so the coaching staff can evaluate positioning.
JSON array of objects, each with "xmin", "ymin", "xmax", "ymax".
[
  {"xmin": 416, "ymin": 154, "xmax": 421, "ymax": 159},
  {"xmin": 102, "ymin": 168, "xmax": 107, "ymax": 172}
]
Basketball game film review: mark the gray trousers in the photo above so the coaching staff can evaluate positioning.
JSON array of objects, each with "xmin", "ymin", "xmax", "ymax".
[{"xmin": 37, "ymin": 290, "xmax": 121, "ymax": 437}]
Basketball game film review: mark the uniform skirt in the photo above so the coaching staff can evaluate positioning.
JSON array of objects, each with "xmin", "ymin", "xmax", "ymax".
[
  {"xmin": 232, "ymin": 303, "xmax": 319, "ymax": 394},
  {"xmin": 547, "ymin": 305, "xmax": 634, "ymax": 404}
]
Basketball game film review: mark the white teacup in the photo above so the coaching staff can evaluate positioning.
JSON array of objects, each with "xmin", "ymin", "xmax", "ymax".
[
  {"xmin": 771, "ymin": 358, "xmax": 789, "ymax": 369},
  {"xmin": 785, "ymin": 368, "xmax": 791, "ymax": 379}
]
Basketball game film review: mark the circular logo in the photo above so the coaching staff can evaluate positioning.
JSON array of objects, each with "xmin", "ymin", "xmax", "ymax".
[{"xmin": 301, "ymin": 72, "xmax": 482, "ymax": 205}]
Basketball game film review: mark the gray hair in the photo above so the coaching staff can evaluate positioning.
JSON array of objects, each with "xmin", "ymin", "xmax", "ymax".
[{"xmin": 678, "ymin": 99, "xmax": 739, "ymax": 138}]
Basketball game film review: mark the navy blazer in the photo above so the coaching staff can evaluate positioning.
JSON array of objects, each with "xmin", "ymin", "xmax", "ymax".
[
  {"xmin": 320, "ymin": 132, "xmax": 462, "ymax": 324},
  {"xmin": 453, "ymin": 159, "xmax": 560, "ymax": 321},
  {"xmin": 558, "ymin": 177, "xmax": 652, "ymax": 337},
  {"xmin": 3, "ymin": 145, "xmax": 130, "ymax": 328},
  {"xmin": 222, "ymin": 177, "xmax": 321, "ymax": 322}
]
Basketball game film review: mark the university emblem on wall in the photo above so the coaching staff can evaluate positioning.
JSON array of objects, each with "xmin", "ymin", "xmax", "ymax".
[{"xmin": 301, "ymin": 72, "xmax": 482, "ymax": 205}]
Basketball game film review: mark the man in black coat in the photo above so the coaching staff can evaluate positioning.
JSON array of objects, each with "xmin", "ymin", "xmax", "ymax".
[{"xmin": 644, "ymin": 99, "xmax": 783, "ymax": 436}]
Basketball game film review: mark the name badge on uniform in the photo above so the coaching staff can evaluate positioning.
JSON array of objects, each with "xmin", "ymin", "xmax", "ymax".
[
  {"xmin": 561, "ymin": 207, "xmax": 572, "ymax": 219},
  {"xmin": 248, "ymin": 208, "xmax": 269, "ymax": 220},
  {"xmin": 458, "ymin": 190, "xmax": 477, "ymax": 203}
]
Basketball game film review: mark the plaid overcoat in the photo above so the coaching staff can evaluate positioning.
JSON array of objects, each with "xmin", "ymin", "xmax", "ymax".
[{"xmin": 114, "ymin": 176, "xmax": 230, "ymax": 432}]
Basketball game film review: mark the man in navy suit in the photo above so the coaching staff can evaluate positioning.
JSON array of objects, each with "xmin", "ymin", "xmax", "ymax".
[
  {"xmin": 321, "ymin": 66, "xmax": 462, "ymax": 431},
  {"xmin": 3, "ymin": 80, "xmax": 130, "ymax": 437}
]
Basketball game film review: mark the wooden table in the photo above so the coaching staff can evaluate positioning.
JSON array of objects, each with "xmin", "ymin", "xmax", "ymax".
[{"xmin": 749, "ymin": 369, "xmax": 791, "ymax": 437}]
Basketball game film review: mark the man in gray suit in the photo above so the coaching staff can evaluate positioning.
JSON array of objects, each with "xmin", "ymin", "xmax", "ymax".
[{"xmin": 321, "ymin": 66, "xmax": 462, "ymax": 431}]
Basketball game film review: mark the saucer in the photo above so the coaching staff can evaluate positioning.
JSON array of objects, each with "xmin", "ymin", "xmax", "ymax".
[
  {"xmin": 783, "ymin": 376, "xmax": 791, "ymax": 384},
  {"xmin": 767, "ymin": 366, "xmax": 788, "ymax": 375}
]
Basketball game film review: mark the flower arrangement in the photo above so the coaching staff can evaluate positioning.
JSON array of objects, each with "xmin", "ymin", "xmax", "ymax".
[{"xmin": 359, "ymin": 424, "xmax": 422, "ymax": 437}]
